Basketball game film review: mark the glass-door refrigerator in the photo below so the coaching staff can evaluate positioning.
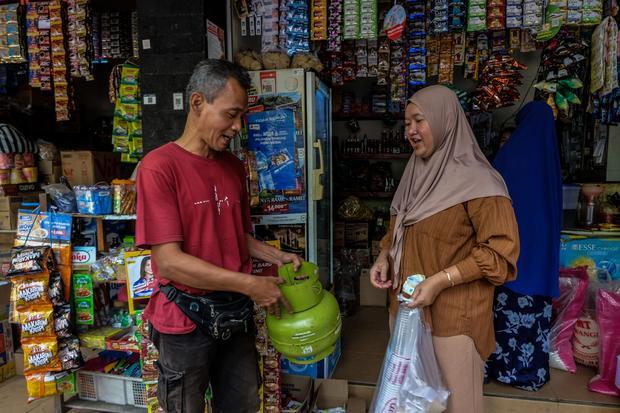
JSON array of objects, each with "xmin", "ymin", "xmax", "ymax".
[{"xmin": 235, "ymin": 69, "xmax": 333, "ymax": 286}]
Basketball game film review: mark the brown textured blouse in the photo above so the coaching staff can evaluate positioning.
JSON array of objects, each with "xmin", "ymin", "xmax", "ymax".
[{"xmin": 381, "ymin": 196, "xmax": 520, "ymax": 359}]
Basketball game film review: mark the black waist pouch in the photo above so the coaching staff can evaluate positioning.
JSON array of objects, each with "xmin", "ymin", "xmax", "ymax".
[{"xmin": 159, "ymin": 283, "xmax": 254, "ymax": 341}]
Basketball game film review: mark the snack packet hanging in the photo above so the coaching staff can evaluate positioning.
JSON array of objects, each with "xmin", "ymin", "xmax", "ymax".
[
  {"xmin": 58, "ymin": 337, "xmax": 84, "ymax": 370},
  {"xmin": 73, "ymin": 274, "xmax": 94, "ymax": 325},
  {"xmin": 11, "ymin": 274, "xmax": 52, "ymax": 311},
  {"xmin": 23, "ymin": 338, "xmax": 62, "ymax": 373},
  {"xmin": 26, "ymin": 372, "xmax": 58, "ymax": 403},
  {"xmin": 7, "ymin": 247, "xmax": 54, "ymax": 278},
  {"xmin": 20, "ymin": 307, "xmax": 56, "ymax": 340},
  {"xmin": 54, "ymin": 304, "xmax": 73, "ymax": 339},
  {"xmin": 48, "ymin": 271, "xmax": 65, "ymax": 307}
]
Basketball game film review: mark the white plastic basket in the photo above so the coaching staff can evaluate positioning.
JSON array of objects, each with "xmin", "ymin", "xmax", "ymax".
[{"xmin": 77, "ymin": 370, "xmax": 147, "ymax": 407}]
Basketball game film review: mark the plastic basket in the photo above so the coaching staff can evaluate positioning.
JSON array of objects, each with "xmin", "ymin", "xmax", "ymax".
[{"xmin": 77, "ymin": 370, "xmax": 147, "ymax": 407}]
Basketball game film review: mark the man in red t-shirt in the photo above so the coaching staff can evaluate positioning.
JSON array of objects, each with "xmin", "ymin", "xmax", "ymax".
[{"xmin": 136, "ymin": 59, "xmax": 301, "ymax": 413}]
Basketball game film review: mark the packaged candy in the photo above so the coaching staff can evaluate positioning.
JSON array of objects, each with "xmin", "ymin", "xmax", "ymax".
[
  {"xmin": 311, "ymin": 0, "xmax": 327, "ymax": 40},
  {"xmin": 26, "ymin": 372, "xmax": 58, "ymax": 403},
  {"xmin": 7, "ymin": 247, "xmax": 53, "ymax": 278},
  {"xmin": 11, "ymin": 274, "xmax": 52, "ymax": 311},
  {"xmin": 48, "ymin": 271, "xmax": 65, "ymax": 307},
  {"xmin": 344, "ymin": 0, "xmax": 360, "ymax": 40},
  {"xmin": 23, "ymin": 338, "xmax": 62, "ymax": 373},
  {"xmin": 20, "ymin": 307, "xmax": 56, "ymax": 340},
  {"xmin": 467, "ymin": 0, "xmax": 487, "ymax": 32},
  {"xmin": 327, "ymin": 0, "xmax": 343, "ymax": 51},
  {"xmin": 360, "ymin": 0, "xmax": 378, "ymax": 39},
  {"xmin": 286, "ymin": 0, "xmax": 310, "ymax": 55},
  {"xmin": 54, "ymin": 304, "xmax": 73, "ymax": 339},
  {"xmin": 58, "ymin": 337, "xmax": 84, "ymax": 370}
]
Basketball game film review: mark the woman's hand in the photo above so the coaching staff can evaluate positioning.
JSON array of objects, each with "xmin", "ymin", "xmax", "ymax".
[
  {"xmin": 407, "ymin": 274, "xmax": 450, "ymax": 308},
  {"xmin": 370, "ymin": 252, "xmax": 392, "ymax": 289}
]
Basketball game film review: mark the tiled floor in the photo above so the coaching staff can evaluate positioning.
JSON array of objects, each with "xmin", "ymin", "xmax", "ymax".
[{"xmin": 333, "ymin": 306, "xmax": 620, "ymax": 413}]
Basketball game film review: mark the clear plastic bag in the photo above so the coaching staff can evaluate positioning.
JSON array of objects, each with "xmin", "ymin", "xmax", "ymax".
[
  {"xmin": 370, "ymin": 279, "xmax": 449, "ymax": 413},
  {"xmin": 42, "ymin": 183, "xmax": 76, "ymax": 213}
]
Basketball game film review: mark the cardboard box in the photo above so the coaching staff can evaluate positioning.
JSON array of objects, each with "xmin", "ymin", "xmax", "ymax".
[
  {"xmin": 60, "ymin": 151, "xmax": 121, "ymax": 186},
  {"xmin": 312, "ymin": 379, "xmax": 366, "ymax": 413},
  {"xmin": 38, "ymin": 160, "xmax": 62, "ymax": 184},
  {"xmin": 0, "ymin": 194, "xmax": 41, "ymax": 211},
  {"xmin": 0, "ymin": 319, "xmax": 15, "ymax": 384},
  {"xmin": 360, "ymin": 270, "xmax": 387, "ymax": 307},
  {"xmin": 281, "ymin": 338, "xmax": 341, "ymax": 379},
  {"xmin": 560, "ymin": 235, "xmax": 620, "ymax": 280},
  {"xmin": 0, "ymin": 203, "xmax": 20, "ymax": 230},
  {"xmin": 281, "ymin": 374, "xmax": 313, "ymax": 413}
]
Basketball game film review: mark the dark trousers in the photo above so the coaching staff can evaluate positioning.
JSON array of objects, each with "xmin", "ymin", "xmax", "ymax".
[{"xmin": 151, "ymin": 325, "xmax": 260, "ymax": 413}]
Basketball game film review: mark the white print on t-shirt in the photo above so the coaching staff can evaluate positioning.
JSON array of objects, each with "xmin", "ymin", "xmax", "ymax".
[
  {"xmin": 193, "ymin": 185, "xmax": 230, "ymax": 216},
  {"xmin": 213, "ymin": 185, "xmax": 230, "ymax": 215}
]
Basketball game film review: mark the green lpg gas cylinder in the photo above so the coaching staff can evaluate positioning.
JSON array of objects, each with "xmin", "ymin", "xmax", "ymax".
[{"xmin": 266, "ymin": 263, "xmax": 342, "ymax": 364}]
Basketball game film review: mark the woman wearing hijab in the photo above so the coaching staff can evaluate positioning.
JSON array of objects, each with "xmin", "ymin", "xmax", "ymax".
[
  {"xmin": 486, "ymin": 101, "xmax": 562, "ymax": 391},
  {"xmin": 370, "ymin": 85, "xmax": 520, "ymax": 413}
]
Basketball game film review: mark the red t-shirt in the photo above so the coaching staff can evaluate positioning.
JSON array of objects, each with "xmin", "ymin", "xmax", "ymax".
[{"xmin": 136, "ymin": 142, "xmax": 253, "ymax": 334}]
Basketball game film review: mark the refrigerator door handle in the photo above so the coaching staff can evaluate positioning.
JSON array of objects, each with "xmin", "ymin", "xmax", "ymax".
[{"xmin": 312, "ymin": 139, "xmax": 324, "ymax": 201}]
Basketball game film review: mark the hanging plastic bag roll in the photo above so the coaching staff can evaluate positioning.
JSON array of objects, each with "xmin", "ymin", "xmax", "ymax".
[{"xmin": 370, "ymin": 275, "xmax": 450, "ymax": 413}]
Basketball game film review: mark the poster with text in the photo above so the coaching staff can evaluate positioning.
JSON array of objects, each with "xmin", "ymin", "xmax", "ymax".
[{"xmin": 247, "ymin": 109, "xmax": 297, "ymax": 191}]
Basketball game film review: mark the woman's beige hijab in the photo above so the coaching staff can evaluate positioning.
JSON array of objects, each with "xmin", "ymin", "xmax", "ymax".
[{"xmin": 389, "ymin": 85, "xmax": 510, "ymax": 286}]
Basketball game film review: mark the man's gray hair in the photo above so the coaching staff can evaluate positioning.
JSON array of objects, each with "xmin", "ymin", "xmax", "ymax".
[{"xmin": 185, "ymin": 59, "xmax": 251, "ymax": 110}]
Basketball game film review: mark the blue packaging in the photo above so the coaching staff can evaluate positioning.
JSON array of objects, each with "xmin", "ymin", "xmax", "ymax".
[
  {"xmin": 280, "ymin": 338, "xmax": 341, "ymax": 379},
  {"xmin": 75, "ymin": 185, "xmax": 113, "ymax": 215},
  {"xmin": 560, "ymin": 235, "xmax": 620, "ymax": 280}
]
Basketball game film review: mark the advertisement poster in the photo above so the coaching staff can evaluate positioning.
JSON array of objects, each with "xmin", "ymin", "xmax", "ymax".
[
  {"xmin": 125, "ymin": 251, "xmax": 154, "ymax": 300},
  {"xmin": 247, "ymin": 109, "xmax": 297, "ymax": 191}
]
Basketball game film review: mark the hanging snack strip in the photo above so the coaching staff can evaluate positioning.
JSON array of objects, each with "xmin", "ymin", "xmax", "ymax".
[
  {"xmin": 390, "ymin": 39, "xmax": 407, "ymax": 103},
  {"xmin": 438, "ymin": 33, "xmax": 454, "ymax": 84},
  {"xmin": 453, "ymin": 31, "xmax": 466, "ymax": 65},
  {"xmin": 27, "ymin": 2, "xmax": 52, "ymax": 90},
  {"xmin": 278, "ymin": 0, "xmax": 288, "ymax": 51},
  {"xmin": 286, "ymin": 0, "xmax": 310, "ymax": 55},
  {"xmin": 449, "ymin": 0, "xmax": 467, "ymax": 31},
  {"xmin": 261, "ymin": 0, "xmax": 279, "ymax": 52},
  {"xmin": 112, "ymin": 64, "xmax": 143, "ymax": 163},
  {"xmin": 356, "ymin": 40, "xmax": 368, "ymax": 77},
  {"xmin": 431, "ymin": 0, "xmax": 449, "ymax": 33},
  {"xmin": 343, "ymin": 0, "xmax": 360, "ymax": 40},
  {"xmin": 0, "ymin": 3, "xmax": 26, "ymax": 64},
  {"xmin": 407, "ymin": 0, "xmax": 427, "ymax": 93},
  {"xmin": 467, "ymin": 0, "xmax": 487, "ymax": 32},
  {"xmin": 327, "ymin": 0, "xmax": 343, "ymax": 51},
  {"xmin": 360, "ymin": 0, "xmax": 378, "ymax": 39},
  {"xmin": 376, "ymin": 38, "xmax": 390, "ymax": 86},
  {"xmin": 50, "ymin": 0, "xmax": 70, "ymax": 121},
  {"xmin": 426, "ymin": 35, "xmax": 439, "ymax": 78},
  {"xmin": 506, "ymin": 0, "xmax": 523, "ymax": 29},
  {"xmin": 579, "ymin": 0, "xmax": 603, "ymax": 25},
  {"xmin": 487, "ymin": 0, "xmax": 506, "ymax": 30},
  {"xmin": 311, "ymin": 0, "xmax": 327, "ymax": 40},
  {"xmin": 523, "ymin": 0, "xmax": 544, "ymax": 33},
  {"xmin": 66, "ymin": 0, "xmax": 92, "ymax": 80}
]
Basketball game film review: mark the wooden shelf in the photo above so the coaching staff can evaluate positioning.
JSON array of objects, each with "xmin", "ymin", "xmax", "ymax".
[
  {"xmin": 333, "ymin": 112, "xmax": 404, "ymax": 121},
  {"xmin": 338, "ymin": 153, "xmax": 411, "ymax": 160}
]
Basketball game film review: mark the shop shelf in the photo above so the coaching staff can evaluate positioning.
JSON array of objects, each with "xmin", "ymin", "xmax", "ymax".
[
  {"xmin": 333, "ymin": 112, "xmax": 404, "ymax": 121},
  {"xmin": 77, "ymin": 370, "xmax": 147, "ymax": 408},
  {"xmin": 338, "ymin": 153, "xmax": 412, "ymax": 160},
  {"xmin": 72, "ymin": 213, "xmax": 137, "ymax": 220},
  {"xmin": 64, "ymin": 398, "xmax": 147, "ymax": 413},
  {"xmin": 340, "ymin": 191, "xmax": 395, "ymax": 199}
]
